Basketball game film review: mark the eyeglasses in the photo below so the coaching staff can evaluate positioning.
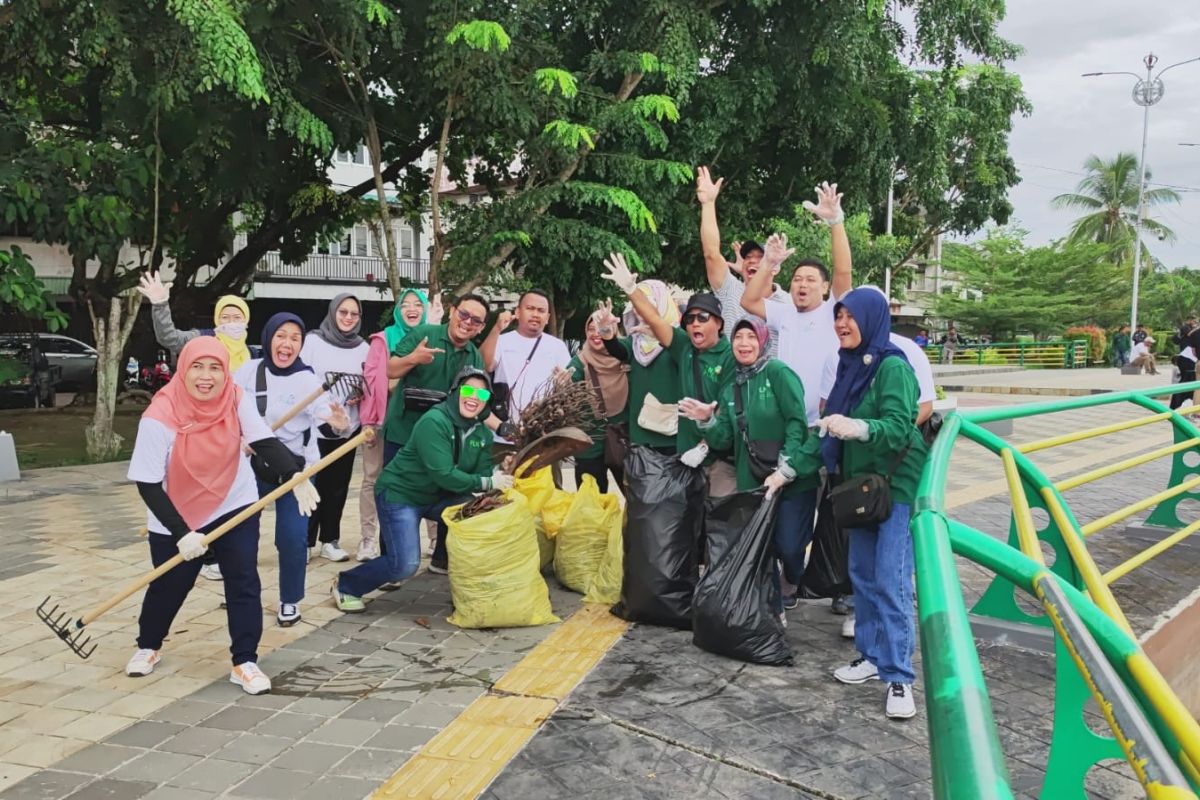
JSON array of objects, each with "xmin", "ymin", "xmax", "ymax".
[
  {"xmin": 456, "ymin": 308, "xmax": 486, "ymax": 328},
  {"xmin": 336, "ymin": 309, "xmax": 361, "ymax": 319},
  {"xmin": 460, "ymin": 385, "xmax": 491, "ymax": 402},
  {"xmin": 683, "ymin": 311, "xmax": 714, "ymax": 326}
]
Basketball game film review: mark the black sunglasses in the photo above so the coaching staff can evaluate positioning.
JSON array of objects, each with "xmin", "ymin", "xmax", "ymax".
[{"xmin": 683, "ymin": 311, "xmax": 715, "ymax": 326}]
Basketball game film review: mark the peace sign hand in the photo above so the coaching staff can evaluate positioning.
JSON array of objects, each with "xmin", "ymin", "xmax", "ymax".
[{"xmin": 410, "ymin": 337, "xmax": 445, "ymax": 366}]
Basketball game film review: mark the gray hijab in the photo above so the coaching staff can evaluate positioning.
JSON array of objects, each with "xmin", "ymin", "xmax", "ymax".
[{"xmin": 316, "ymin": 293, "xmax": 364, "ymax": 349}]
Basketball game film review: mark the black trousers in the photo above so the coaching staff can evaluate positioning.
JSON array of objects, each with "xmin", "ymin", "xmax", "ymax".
[
  {"xmin": 307, "ymin": 435, "xmax": 359, "ymax": 547},
  {"xmin": 137, "ymin": 510, "xmax": 262, "ymax": 666},
  {"xmin": 575, "ymin": 454, "xmax": 624, "ymax": 495},
  {"xmin": 1171, "ymin": 358, "xmax": 1196, "ymax": 410}
]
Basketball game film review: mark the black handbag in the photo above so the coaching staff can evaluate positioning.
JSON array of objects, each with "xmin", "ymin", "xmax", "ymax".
[
  {"xmin": 402, "ymin": 387, "xmax": 446, "ymax": 412},
  {"xmin": 733, "ymin": 383, "xmax": 781, "ymax": 482},
  {"xmin": 828, "ymin": 441, "xmax": 911, "ymax": 529}
]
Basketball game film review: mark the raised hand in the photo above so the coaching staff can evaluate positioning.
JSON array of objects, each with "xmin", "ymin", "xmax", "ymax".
[
  {"xmin": 428, "ymin": 295, "xmax": 444, "ymax": 325},
  {"xmin": 494, "ymin": 310, "xmax": 514, "ymax": 332},
  {"xmin": 409, "ymin": 337, "xmax": 445, "ymax": 366},
  {"xmin": 728, "ymin": 241, "xmax": 745, "ymax": 276},
  {"xmin": 762, "ymin": 233, "xmax": 797, "ymax": 271},
  {"xmin": 695, "ymin": 166, "xmax": 724, "ymax": 205},
  {"xmin": 137, "ymin": 272, "xmax": 171, "ymax": 305},
  {"xmin": 594, "ymin": 299, "xmax": 619, "ymax": 337},
  {"xmin": 802, "ymin": 181, "xmax": 845, "ymax": 226},
  {"xmin": 602, "ymin": 252, "xmax": 638, "ymax": 295}
]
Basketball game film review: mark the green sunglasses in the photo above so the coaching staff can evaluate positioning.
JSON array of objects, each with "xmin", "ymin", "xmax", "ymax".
[{"xmin": 459, "ymin": 385, "xmax": 492, "ymax": 402}]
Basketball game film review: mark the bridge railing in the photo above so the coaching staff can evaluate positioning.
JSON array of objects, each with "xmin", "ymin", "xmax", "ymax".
[
  {"xmin": 914, "ymin": 381, "xmax": 1200, "ymax": 799},
  {"xmin": 924, "ymin": 339, "xmax": 1090, "ymax": 368}
]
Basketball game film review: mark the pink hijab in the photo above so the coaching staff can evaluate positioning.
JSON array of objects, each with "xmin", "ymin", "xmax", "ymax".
[{"xmin": 143, "ymin": 338, "xmax": 244, "ymax": 529}]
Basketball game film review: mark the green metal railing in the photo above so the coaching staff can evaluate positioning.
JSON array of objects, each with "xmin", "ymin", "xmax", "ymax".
[
  {"xmin": 923, "ymin": 339, "xmax": 1090, "ymax": 368},
  {"xmin": 915, "ymin": 381, "xmax": 1200, "ymax": 799}
]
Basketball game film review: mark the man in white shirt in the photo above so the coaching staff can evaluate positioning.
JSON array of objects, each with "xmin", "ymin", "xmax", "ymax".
[
  {"xmin": 1130, "ymin": 336, "xmax": 1158, "ymax": 375},
  {"xmin": 481, "ymin": 289, "xmax": 571, "ymax": 437},
  {"xmin": 696, "ymin": 166, "xmax": 791, "ymax": 356},
  {"xmin": 741, "ymin": 181, "xmax": 852, "ymax": 425}
]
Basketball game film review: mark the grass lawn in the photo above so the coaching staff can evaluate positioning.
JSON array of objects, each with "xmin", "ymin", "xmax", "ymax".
[{"xmin": 0, "ymin": 406, "xmax": 141, "ymax": 469}]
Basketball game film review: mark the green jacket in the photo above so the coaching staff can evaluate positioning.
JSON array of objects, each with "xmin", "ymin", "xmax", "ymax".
[
  {"xmin": 838, "ymin": 357, "xmax": 928, "ymax": 504},
  {"xmin": 568, "ymin": 353, "xmax": 626, "ymax": 460},
  {"xmin": 377, "ymin": 402, "xmax": 494, "ymax": 507},
  {"xmin": 700, "ymin": 360, "xmax": 822, "ymax": 495},
  {"xmin": 383, "ymin": 323, "xmax": 483, "ymax": 445},
  {"xmin": 666, "ymin": 330, "xmax": 735, "ymax": 453},
  {"xmin": 613, "ymin": 336, "xmax": 680, "ymax": 450}
]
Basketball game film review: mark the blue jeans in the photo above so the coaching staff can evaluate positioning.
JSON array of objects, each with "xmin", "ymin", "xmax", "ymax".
[
  {"xmin": 775, "ymin": 489, "xmax": 817, "ymax": 589},
  {"xmin": 383, "ymin": 440, "xmax": 402, "ymax": 468},
  {"xmin": 258, "ymin": 479, "xmax": 309, "ymax": 605},
  {"xmin": 848, "ymin": 502, "xmax": 915, "ymax": 684},
  {"xmin": 338, "ymin": 493, "xmax": 463, "ymax": 597}
]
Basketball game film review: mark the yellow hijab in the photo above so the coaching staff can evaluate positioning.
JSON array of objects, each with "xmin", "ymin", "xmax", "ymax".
[{"xmin": 213, "ymin": 295, "xmax": 251, "ymax": 372}]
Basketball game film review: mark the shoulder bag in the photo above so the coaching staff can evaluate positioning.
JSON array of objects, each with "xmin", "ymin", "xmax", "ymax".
[
  {"xmin": 828, "ymin": 438, "xmax": 911, "ymax": 529},
  {"xmin": 491, "ymin": 335, "xmax": 541, "ymax": 422},
  {"xmin": 733, "ymin": 383, "xmax": 781, "ymax": 481},
  {"xmin": 586, "ymin": 363, "xmax": 629, "ymax": 470}
]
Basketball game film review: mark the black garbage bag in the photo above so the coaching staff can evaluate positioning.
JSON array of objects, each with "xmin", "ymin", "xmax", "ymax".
[
  {"xmin": 704, "ymin": 490, "xmax": 764, "ymax": 567},
  {"xmin": 798, "ymin": 488, "xmax": 852, "ymax": 599},
  {"xmin": 693, "ymin": 490, "xmax": 792, "ymax": 666},
  {"xmin": 611, "ymin": 446, "xmax": 707, "ymax": 629}
]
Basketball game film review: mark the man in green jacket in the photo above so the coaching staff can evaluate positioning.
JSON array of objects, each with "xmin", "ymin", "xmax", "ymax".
[
  {"xmin": 602, "ymin": 252, "xmax": 737, "ymax": 494},
  {"xmin": 333, "ymin": 368, "xmax": 511, "ymax": 612}
]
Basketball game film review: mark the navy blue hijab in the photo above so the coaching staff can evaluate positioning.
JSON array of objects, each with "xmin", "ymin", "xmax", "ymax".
[
  {"xmin": 820, "ymin": 288, "xmax": 908, "ymax": 473},
  {"xmin": 261, "ymin": 312, "xmax": 313, "ymax": 376}
]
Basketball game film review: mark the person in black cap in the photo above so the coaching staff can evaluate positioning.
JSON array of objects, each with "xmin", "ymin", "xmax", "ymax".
[
  {"xmin": 697, "ymin": 166, "xmax": 791, "ymax": 356},
  {"xmin": 602, "ymin": 253, "xmax": 738, "ymax": 495}
]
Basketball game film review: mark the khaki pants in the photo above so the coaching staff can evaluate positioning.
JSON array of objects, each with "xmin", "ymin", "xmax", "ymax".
[
  {"xmin": 1131, "ymin": 353, "xmax": 1158, "ymax": 375},
  {"xmin": 706, "ymin": 459, "xmax": 738, "ymax": 498},
  {"xmin": 358, "ymin": 431, "xmax": 384, "ymax": 548}
]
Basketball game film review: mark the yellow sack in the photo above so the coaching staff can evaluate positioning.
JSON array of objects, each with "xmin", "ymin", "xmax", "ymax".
[
  {"xmin": 554, "ymin": 475, "xmax": 622, "ymax": 594},
  {"xmin": 540, "ymin": 488, "xmax": 573, "ymax": 537},
  {"xmin": 535, "ymin": 517, "xmax": 555, "ymax": 572},
  {"xmin": 444, "ymin": 491, "xmax": 559, "ymax": 629},
  {"xmin": 512, "ymin": 466, "xmax": 556, "ymax": 515},
  {"xmin": 582, "ymin": 507, "xmax": 624, "ymax": 605}
]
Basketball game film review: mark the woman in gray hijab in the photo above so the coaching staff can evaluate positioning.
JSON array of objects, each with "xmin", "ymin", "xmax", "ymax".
[{"xmin": 300, "ymin": 293, "xmax": 370, "ymax": 562}]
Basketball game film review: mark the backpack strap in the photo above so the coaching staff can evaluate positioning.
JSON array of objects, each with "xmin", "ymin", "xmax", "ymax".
[{"xmin": 255, "ymin": 360, "xmax": 269, "ymax": 417}]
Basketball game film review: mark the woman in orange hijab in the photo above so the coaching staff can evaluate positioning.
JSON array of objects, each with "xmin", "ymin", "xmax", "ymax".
[{"xmin": 124, "ymin": 338, "xmax": 306, "ymax": 696}]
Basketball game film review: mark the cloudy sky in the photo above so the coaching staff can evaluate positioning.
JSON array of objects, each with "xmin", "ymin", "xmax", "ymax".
[{"xmin": 994, "ymin": 0, "xmax": 1200, "ymax": 267}]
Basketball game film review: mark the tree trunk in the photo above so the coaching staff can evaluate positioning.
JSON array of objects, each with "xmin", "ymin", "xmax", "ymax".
[
  {"xmin": 427, "ymin": 101, "xmax": 455, "ymax": 299},
  {"xmin": 85, "ymin": 293, "xmax": 141, "ymax": 461},
  {"xmin": 365, "ymin": 113, "xmax": 401, "ymax": 300}
]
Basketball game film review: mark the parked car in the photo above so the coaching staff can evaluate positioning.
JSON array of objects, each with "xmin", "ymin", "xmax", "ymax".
[
  {"xmin": 0, "ymin": 333, "xmax": 96, "ymax": 389},
  {"xmin": 0, "ymin": 338, "xmax": 61, "ymax": 409}
]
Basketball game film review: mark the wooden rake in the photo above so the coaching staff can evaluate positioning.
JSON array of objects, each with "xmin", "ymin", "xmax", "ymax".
[{"xmin": 37, "ymin": 428, "xmax": 375, "ymax": 659}]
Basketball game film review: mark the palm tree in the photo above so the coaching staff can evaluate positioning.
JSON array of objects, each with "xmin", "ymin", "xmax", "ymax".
[{"xmin": 1052, "ymin": 152, "xmax": 1181, "ymax": 265}]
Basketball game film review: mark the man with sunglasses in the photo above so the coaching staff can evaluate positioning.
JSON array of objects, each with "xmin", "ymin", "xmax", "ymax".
[{"xmin": 602, "ymin": 253, "xmax": 738, "ymax": 495}]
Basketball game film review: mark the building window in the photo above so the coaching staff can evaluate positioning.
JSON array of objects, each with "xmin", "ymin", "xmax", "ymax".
[
  {"xmin": 329, "ymin": 230, "xmax": 351, "ymax": 256},
  {"xmin": 335, "ymin": 150, "xmax": 351, "ymax": 163},
  {"xmin": 353, "ymin": 145, "xmax": 368, "ymax": 165},
  {"xmin": 354, "ymin": 225, "xmax": 369, "ymax": 256},
  {"xmin": 395, "ymin": 225, "xmax": 414, "ymax": 259}
]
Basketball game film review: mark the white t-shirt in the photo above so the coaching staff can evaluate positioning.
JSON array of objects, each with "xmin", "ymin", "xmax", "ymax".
[
  {"xmin": 127, "ymin": 393, "xmax": 272, "ymax": 535},
  {"xmin": 711, "ymin": 267, "xmax": 791, "ymax": 359},
  {"xmin": 492, "ymin": 330, "xmax": 571, "ymax": 436},
  {"xmin": 300, "ymin": 334, "xmax": 370, "ymax": 437},
  {"xmin": 763, "ymin": 297, "xmax": 841, "ymax": 424},
  {"xmin": 819, "ymin": 333, "xmax": 935, "ymax": 405},
  {"xmin": 1132, "ymin": 341, "xmax": 1150, "ymax": 359},
  {"xmin": 233, "ymin": 360, "xmax": 325, "ymax": 466}
]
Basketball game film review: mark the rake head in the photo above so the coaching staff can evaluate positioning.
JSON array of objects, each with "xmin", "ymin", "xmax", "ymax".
[
  {"xmin": 36, "ymin": 597, "xmax": 96, "ymax": 659},
  {"xmin": 324, "ymin": 371, "xmax": 365, "ymax": 404}
]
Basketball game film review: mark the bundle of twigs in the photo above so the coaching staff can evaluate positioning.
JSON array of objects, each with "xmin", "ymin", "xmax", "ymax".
[{"xmin": 455, "ymin": 371, "xmax": 599, "ymax": 520}]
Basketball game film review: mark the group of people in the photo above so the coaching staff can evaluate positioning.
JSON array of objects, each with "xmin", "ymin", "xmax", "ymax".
[{"xmin": 121, "ymin": 167, "xmax": 932, "ymax": 721}]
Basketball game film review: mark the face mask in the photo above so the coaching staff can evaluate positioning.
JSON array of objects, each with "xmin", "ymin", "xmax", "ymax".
[{"xmin": 216, "ymin": 322, "xmax": 247, "ymax": 340}]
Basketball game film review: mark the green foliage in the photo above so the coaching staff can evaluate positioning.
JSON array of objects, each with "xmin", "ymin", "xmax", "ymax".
[
  {"xmin": 164, "ymin": 0, "xmax": 269, "ymax": 102},
  {"xmin": 765, "ymin": 212, "xmax": 911, "ymax": 294},
  {"xmin": 934, "ymin": 228, "xmax": 1127, "ymax": 340},
  {"xmin": 534, "ymin": 69, "xmax": 579, "ymax": 98},
  {"xmin": 0, "ymin": 247, "xmax": 69, "ymax": 331},
  {"xmin": 1139, "ymin": 269, "xmax": 1200, "ymax": 330},
  {"xmin": 543, "ymin": 121, "xmax": 596, "ymax": 151},
  {"xmin": 1063, "ymin": 325, "xmax": 1107, "ymax": 364},
  {"xmin": 445, "ymin": 20, "xmax": 511, "ymax": 53}
]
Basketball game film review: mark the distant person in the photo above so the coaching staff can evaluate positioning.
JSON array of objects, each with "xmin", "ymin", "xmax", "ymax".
[
  {"xmin": 1129, "ymin": 336, "xmax": 1158, "ymax": 375},
  {"xmin": 939, "ymin": 325, "xmax": 960, "ymax": 365},
  {"xmin": 1132, "ymin": 324, "xmax": 1149, "ymax": 346},
  {"xmin": 1111, "ymin": 325, "xmax": 1131, "ymax": 368},
  {"xmin": 912, "ymin": 330, "xmax": 929, "ymax": 348}
]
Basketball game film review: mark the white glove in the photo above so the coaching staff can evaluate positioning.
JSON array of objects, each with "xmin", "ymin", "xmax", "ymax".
[
  {"xmin": 602, "ymin": 252, "xmax": 638, "ymax": 295},
  {"xmin": 818, "ymin": 414, "xmax": 870, "ymax": 441},
  {"xmin": 802, "ymin": 181, "xmax": 846, "ymax": 226},
  {"xmin": 763, "ymin": 469, "xmax": 791, "ymax": 499},
  {"xmin": 177, "ymin": 531, "xmax": 208, "ymax": 561},
  {"xmin": 137, "ymin": 271, "xmax": 171, "ymax": 305},
  {"xmin": 490, "ymin": 469, "xmax": 514, "ymax": 491},
  {"xmin": 427, "ymin": 295, "xmax": 444, "ymax": 325},
  {"xmin": 678, "ymin": 397, "xmax": 717, "ymax": 422},
  {"xmin": 292, "ymin": 479, "xmax": 320, "ymax": 517},
  {"xmin": 680, "ymin": 442, "xmax": 709, "ymax": 468}
]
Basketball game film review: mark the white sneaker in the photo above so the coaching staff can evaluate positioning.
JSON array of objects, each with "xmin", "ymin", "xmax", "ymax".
[
  {"xmin": 321, "ymin": 542, "xmax": 349, "ymax": 562},
  {"xmin": 842, "ymin": 616, "xmax": 855, "ymax": 639},
  {"xmin": 125, "ymin": 648, "xmax": 160, "ymax": 677},
  {"xmin": 833, "ymin": 656, "xmax": 880, "ymax": 685},
  {"xmin": 230, "ymin": 662, "xmax": 271, "ymax": 695},
  {"xmin": 885, "ymin": 682, "xmax": 917, "ymax": 719},
  {"xmin": 277, "ymin": 603, "xmax": 301, "ymax": 627},
  {"xmin": 199, "ymin": 563, "xmax": 222, "ymax": 581},
  {"xmin": 778, "ymin": 611, "xmax": 788, "ymax": 629},
  {"xmin": 306, "ymin": 547, "xmax": 314, "ymax": 564},
  {"xmin": 356, "ymin": 539, "xmax": 380, "ymax": 562}
]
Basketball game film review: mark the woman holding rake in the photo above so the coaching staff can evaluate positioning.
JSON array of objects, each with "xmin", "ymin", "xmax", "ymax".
[{"xmin": 125, "ymin": 338, "xmax": 317, "ymax": 694}]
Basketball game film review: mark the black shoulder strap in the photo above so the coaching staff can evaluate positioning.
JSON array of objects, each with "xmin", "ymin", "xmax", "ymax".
[
  {"xmin": 691, "ymin": 352, "xmax": 704, "ymax": 403},
  {"xmin": 526, "ymin": 335, "xmax": 543, "ymax": 363},
  {"xmin": 255, "ymin": 360, "xmax": 269, "ymax": 416},
  {"xmin": 733, "ymin": 382, "xmax": 750, "ymax": 445}
]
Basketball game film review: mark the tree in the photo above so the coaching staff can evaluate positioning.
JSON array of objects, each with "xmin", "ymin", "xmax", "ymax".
[
  {"xmin": 1051, "ymin": 152, "xmax": 1181, "ymax": 266},
  {"xmin": 1139, "ymin": 269, "xmax": 1200, "ymax": 331},
  {"xmin": 0, "ymin": 246, "xmax": 69, "ymax": 331},
  {"xmin": 934, "ymin": 228, "xmax": 1126, "ymax": 340}
]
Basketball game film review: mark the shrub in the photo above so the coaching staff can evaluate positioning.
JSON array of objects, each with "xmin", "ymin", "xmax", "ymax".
[{"xmin": 1064, "ymin": 325, "xmax": 1107, "ymax": 364}]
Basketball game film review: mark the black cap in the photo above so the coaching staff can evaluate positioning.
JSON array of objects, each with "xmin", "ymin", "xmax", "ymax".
[
  {"xmin": 683, "ymin": 292, "xmax": 723, "ymax": 322},
  {"xmin": 740, "ymin": 240, "xmax": 764, "ymax": 259}
]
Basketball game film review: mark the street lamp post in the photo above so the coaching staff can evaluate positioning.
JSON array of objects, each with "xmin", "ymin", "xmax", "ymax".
[{"xmin": 1083, "ymin": 53, "xmax": 1200, "ymax": 334}]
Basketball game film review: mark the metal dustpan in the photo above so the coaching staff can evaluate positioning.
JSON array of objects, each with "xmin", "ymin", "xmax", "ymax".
[{"xmin": 513, "ymin": 426, "xmax": 593, "ymax": 476}]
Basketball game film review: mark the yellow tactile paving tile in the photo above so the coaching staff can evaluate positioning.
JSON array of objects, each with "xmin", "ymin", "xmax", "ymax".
[{"xmin": 372, "ymin": 603, "xmax": 629, "ymax": 800}]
